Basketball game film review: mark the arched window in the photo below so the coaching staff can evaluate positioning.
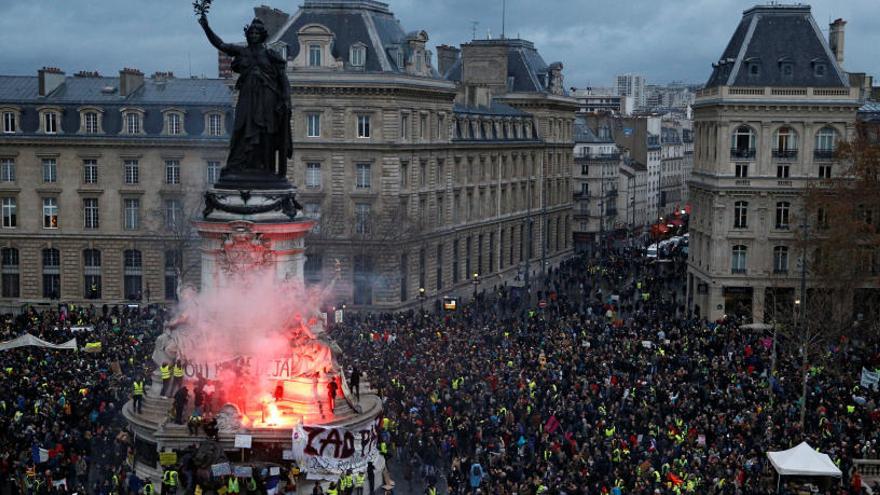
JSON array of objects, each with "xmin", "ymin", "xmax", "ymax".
[
  {"xmin": 123, "ymin": 249, "xmax": 142, "ymax": 301},
  {"xmin": 815, "ymin": 127, "xmax": 838, "ymax": 159},
  {"xmin": 731, "ymin": 245, "xmax": 748, "ymax": 273},
  {"xmin": 733, "ymin": 201, "xmax": 748, "ymax": 229},
  {"xmin": 773, "ymin": 126, "xmax": 798, "ymax": 158},
  {"xmin": 1, "ymin": 247, "xmax": 19, "ymax": 298},
  {"xmin": 773, "ymin": 246, "xmax": 789, "ymax": 274},
  {"xmin": 42, "ymin": 248, "xmax": 60, "ymax": 299},
  {"xmin": 83, "ymin": 249, "xmax": 101, "ymax": 299},
  {"xmin": 731, "ymin": 125, "xmax": 756, "ymax": 158}
]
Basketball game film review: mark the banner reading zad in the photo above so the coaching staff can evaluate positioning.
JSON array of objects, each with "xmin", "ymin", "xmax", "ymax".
[{"xmin": 290, "ymin": 417, "xmax": 381, "ymax": 475}]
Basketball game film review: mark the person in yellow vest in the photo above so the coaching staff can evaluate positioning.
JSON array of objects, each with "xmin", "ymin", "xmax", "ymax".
[
  {"xmin": 425, "ymin": 481, "xmax": 438, "ymax": 495},
  {"xmin": 162, "ymin": 468, "xmax": 179, "ymax": 494},
  {"xmin": 340, "ymin": 469, "xmax": 353, "ymax": 495},
  {"xmin": 326, "ymin": 481, "xmax": 339, "ymax": 495},
  {"xmin": 227, "ymin": 475, "xmax": 240, "ymax": 494},
  {"xmin": 353, "ymin": 470, "xmax": 365, "ymax": 495},
  {"xmin": 160, "ymin": 362, "xmax": 172, "ymax": 397},
  {"xmin": 142, "ymin": 479, "xmax": 155, "ymax": 495},
  {"xmin": 132, "ymin": 378, "xmax": 144, "ymax": 414},
  {"xmin": 171, "ymin": 360, "xmax": 185, "ymax": 395}
]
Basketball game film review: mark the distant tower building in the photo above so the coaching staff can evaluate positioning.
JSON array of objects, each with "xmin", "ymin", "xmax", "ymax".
[{"xmin": 616, "ymin": 73, "xmax": 646, "ymax": 110}]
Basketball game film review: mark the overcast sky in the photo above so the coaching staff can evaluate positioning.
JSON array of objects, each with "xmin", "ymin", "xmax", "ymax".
[{"xmin": 2, "ymin": 0, "xmax": 878, "ymax": 87}]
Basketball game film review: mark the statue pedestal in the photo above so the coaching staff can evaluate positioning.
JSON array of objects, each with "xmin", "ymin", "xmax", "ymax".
[
  {"xmin": 125, "ymin": 183, "xmax": 386, "ymax": 494},
  {"xmin": 194, "ymin": 219, "xmax": 314, "ymax": 294}
]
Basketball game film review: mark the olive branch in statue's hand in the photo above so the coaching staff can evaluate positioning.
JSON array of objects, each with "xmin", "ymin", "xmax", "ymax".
[{"xmin": 193, "ymin": 0, "xmax": 212, "ymax": 18}]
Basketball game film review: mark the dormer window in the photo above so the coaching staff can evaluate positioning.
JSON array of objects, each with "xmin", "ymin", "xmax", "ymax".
[
  {"xmin": 744, "ymin": 57, "xmax": 761, "ymax": 79},
  {"xmin": 46, "ymin": 112, "xmax": 58, "ymax": 134},
  {"xmin": 780, "ymin": 63, "xmax": 793, "ymax": 77},
  {"xmin": 205, "ymin": 112, "xmax": 225, "ymax": 136},
  {"xmin": 309, "ymin": 44, "xmax": 322, "ymax": 67},
  {"xmin": 350, "ymin": 44, "xmax": 366, "ymax": 67},
  {"xmin": 38, "ymin": 107, "xmax": 62, "ymax": 134},
  {"xmin": 84, "ymin": 112, "xmax": 98, "ymax": 133},
  {"xmin": 77, "ymin": 107, "xmax": 103, "ymax": 134},
  {"xmin": 1, "ymin": 108, "xmax": 19, "ymax": 134},
  {"xmin": 294, "ymin": 24, "xmax": 340, "ymax": 70},
  {"xmin": 122, "ymin": 109, "xmax": 144, "ymax": 135},
  {"xmin": 168, "ymin": 113, "xmax": 182, "ymax": 135},
  {"xmin": 397, "ymin": 51, "xmax": 404, "ymax": 70},
  {"xmin": 415, "ymin": 52, "xmax": 423, "ymax": 73},
  {"xmin": 2, "ymin": 113, "xmax": 13, "ymax": 133},
  {"xmin": 814, "ymin": 63, "xmax": 826, "ymax": 77}
]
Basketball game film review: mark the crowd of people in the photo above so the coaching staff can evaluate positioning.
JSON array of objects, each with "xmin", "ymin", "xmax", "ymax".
[
  {"xmin": 331, "ymin": 249, "xmax": 880, "ymax": 494},
  {"xmin": 0, "ymin": 243, "xmax": 878, "ymax": 494},
  {"xmin": 0, "ymin": 304, "xmax": 166, "ymax": 495}
]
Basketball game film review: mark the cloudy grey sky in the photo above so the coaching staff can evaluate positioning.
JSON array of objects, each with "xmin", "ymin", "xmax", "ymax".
[{"xmin": 1, "ymin": 0, "xmax": 878, "ymax": 87}]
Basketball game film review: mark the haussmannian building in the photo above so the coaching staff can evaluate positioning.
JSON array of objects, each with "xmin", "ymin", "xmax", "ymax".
[
  {"xmin": 270, "ymin": 0, "xmax": 577, "ymax": 309},
  {"xmin": 686, "ymin": 4, "xmax": 861, "ymax": 322},
  {"xmin": 0, "ymin": 68, "xmax": 232, "ymax": 311}
]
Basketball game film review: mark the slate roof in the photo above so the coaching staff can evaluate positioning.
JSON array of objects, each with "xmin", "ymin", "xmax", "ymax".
[
  {"xmin": 705, "ymin": 4, "xmax": 848, "ymax": 88},
  {"xmin": 0, "ymin": 75, "xmax": 232, "ymax": 138},
  {"xmin": 272, "ymin": 0, "xmax": 440, "ymax": 76},
  {"xmin": 453, "ymin": 102, "xmax": 526, "ymax": 117},
  {"xmin": 574, "ymin": 117, "xmax": 614, "ymax": 144},
  {"xmin": 444, "ymin": 38, "xmax": 557, "ymax": 94},
  {"xmin": 858, "ymin": 100, "xmax": 880, "ymax": 122}
]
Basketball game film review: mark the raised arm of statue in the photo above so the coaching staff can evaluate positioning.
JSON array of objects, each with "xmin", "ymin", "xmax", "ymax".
[{"xmin": 198, "ymin": 15, "xmax": 240, "ymax": 57}]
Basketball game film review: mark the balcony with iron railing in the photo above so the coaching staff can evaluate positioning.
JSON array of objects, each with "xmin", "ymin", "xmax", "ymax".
[
  {"xmin": 575, "ymin": 152, "xmax": 621, "ymax": 163},
  {"xmin": 730, "ymin": 147, "xmax": 756, "ymax": 159},
  {"xmin": 772, "ymin": 149, "xmax": 798, "ymax": 160},
  {"xmin": 814, "ymin": 149, "xmax": 835, "ymax": 160}
]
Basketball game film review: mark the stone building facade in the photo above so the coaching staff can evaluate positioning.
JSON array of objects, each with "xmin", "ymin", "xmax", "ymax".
[
  {"xmin": 572, "ymin": 117, "xmax": 621, "ymax": 254},
  {"xmin": 0, "ymin": 0, "xmax": 576, "ymax": 311},
  {"xmin": 273, "ymin": 0, "xmax": 576, "ymax": 309},
  {"xmin": 0, "ymin": 68, "xmax": 232, "ymax": 311},
  {"xmin": 686, "ymin": 4, "xmax": 861, "ymax": 322}
]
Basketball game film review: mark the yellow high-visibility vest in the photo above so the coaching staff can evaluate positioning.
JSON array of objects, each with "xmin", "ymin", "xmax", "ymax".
[{"xmin": 160, "ymin": 365, "xmax": 171, "ymax": 380}]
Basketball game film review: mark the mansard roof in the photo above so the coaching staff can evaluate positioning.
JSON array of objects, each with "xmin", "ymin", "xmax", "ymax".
[
  {"xmin": 705, "ymin": 4, "xmax": 848, "ymax": 88},
  {"xmin": 271, "ymin": 0, "xmax": 439, "ymax": 76},
  {"xmin": 0, "ymin": 75, "xmax": 232, "ymax": 138},
  {"xmin": 444, "ymin": 38, "xmax": 555, "ymax": 94}
]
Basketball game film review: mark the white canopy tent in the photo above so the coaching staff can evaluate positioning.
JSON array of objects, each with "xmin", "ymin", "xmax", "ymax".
[
  {"xmin": 767, "ymin": 441, "xmax": 842, "ymax": 477},
  {"xmin": 0, "ymin": 333, "xmax": 78, "ymax": 351}
]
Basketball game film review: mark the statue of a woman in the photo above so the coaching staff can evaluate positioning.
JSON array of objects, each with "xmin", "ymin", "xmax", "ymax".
[{"xmin": 199, "ymin": 13, "xmax": 292, "ymax": 183}]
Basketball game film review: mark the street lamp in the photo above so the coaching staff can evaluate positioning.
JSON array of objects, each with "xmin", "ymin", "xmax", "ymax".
[
  {"xmin": 418, "ymin": 287, "xmax": 426, "ymax": 313},
  {"xmin": 472, "ymin": 272, "xmax": 481, "ymax": 298}
]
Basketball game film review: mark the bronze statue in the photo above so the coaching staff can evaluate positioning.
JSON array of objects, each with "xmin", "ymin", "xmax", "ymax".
[{"xmin": 198, "ymin": 9, "xmax": 292, "ymax": 186}]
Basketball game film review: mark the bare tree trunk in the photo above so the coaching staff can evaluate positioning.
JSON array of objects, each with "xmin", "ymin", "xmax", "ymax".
[{"xmin": 800, "ymin": 343, "xmax": 808, "ymax": 431}]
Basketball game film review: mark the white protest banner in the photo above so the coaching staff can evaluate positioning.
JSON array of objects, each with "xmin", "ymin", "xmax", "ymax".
[
  {"xmin": 861, "ymin": 368, "xmax": 879, "ymax": 391},
  {"xmin": 211, "ymin": 463, "xmax": 232, "ymax": 476},
  {"xmin": 290, "ymin": 417, "xmax": 382, "ymax": 475},
  {"xmin": 234, "ymin": 466, "xmax": 253, "ymax": 478},
  {"xmin": 234, "ymin": 434, "xmax": 252, "ymax": 449},
  {"xmin": 270, "ymin": 467, "xmax": 280, "ymax": 476}
]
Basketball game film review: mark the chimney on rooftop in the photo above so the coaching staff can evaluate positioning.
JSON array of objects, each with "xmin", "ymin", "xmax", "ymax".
[
  {"xmin": 38, "ymin": 67, "xmax": 65, "ymax": 96},
  {"xmin": 119, "ymin": 68, "xmax": 145, "ymax": 97},
  {"xmin": 829, "ymin": 18, "xmax": 846, "ymax": 66},
  {"xmin": 436, "ymin": 45, "xmax": 460, "ymax": 78}
]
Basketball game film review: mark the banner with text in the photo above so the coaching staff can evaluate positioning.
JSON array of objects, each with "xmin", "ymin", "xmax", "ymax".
[{"xmin": 290, "ymin": 417, "xmax": 382, "ymax": 474}]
